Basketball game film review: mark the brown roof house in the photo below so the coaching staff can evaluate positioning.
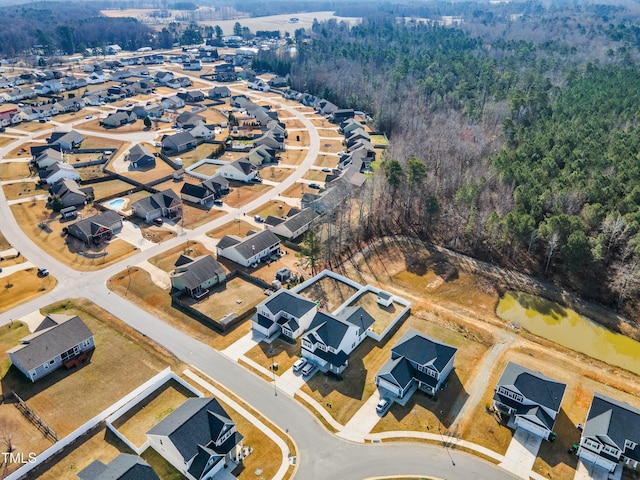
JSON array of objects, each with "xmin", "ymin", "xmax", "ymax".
[
  {"xmin": 7, "ymin": 314, "xmax": 95, "ymax": 382},
  {"xmin": 170, "ymin": 254, "xmax": 226, "ymax": 299}
]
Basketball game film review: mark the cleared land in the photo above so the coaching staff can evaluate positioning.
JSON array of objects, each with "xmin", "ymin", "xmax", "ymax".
[
  {"xmin": 108, "ymin": 268, "xmax": 252, "ymax": 350},
  {"xmin": 303, "ymin": 169, "xmax": 331, "ymax": 182},
  {"xmin": 182, "ymin": 203, "xmax": 226, "ymax": 229},
  {"xmin": 0, "ymin": 268, "xmax": 57, "ymax": 313},
  {"xmin": 313, "ymin": 154, "xmax": 339, "ymax": 168},
  {"xmin": 0, "ymin": 161, "xmax": 33, "ymax": 180},
  {"xmin": 249, "ymin": 200, "xmax": 293, "ymax": 220},
  {"xmin": 278, "ymin": 149, "xmax": 306, "ymax": 166},
  {"xmin": 2, "ymin": 180, "xmax": 44, "ymax": 200},
  {"xmin": 282, "ymin": 182, "xmax": 322, "ymax": 199},
  {"xmin": 259, "ymin": 166, "xmax": 294, "ymax": 182},
  {"xmin": 207, "ymin": 219, "xmax": 255, "ymax": 239},
  {"xmin": 3, "ymin": 299, "xmax": 185, "ymax": 437},
  {"xmin": 318, "ymin": 139, "xmax": 344, "ymax": 153},
  {"xmin": 224, "ymin": 183, "xmax": 272, "ymax": 208}
]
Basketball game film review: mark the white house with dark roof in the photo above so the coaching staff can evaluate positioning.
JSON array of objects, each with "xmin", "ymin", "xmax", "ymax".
[
  {"xmin": 78, "ymin": 453, "xmax": 159, "ymax": 480},
  {"xmin": 161, "ymin": 131, "xmax": 198, "ymax": 154},
  {"xmin": 50, "ymin": 178, "xmax": 93, "ymax": 207},
  {"xmin": 49, "ymin": 130, "xmax": 83, "ymax": 151},
  {"xmin": 578, "ymin": 393, "xmax": 640, "ymax": 473},
  {"xmin": 300, "ymin": 307, "xmax": 373, "ymax": 374},
  {"xmin": 180, "ymin": 176, "xmax": 229, "ymax": 205},
  {"xmin": 146, "ymin": 397, "xmax": 243, "ymax": 480},
  {"xmin": 216, "ymin": 229, "xmax": 280, "ymax": 267},
  {"xmin": 492, "ymin": 362, "xmax": 567, "ymax": 440},
  {"xmin": 265, "ymin": 207, "xmax": 318, "ymax": 240},
  {"xmin": 170, "ymin": 254, "xmax": 226, "ymax": 298},
  {"xmin": 131, "ymin": 189, "xmax": 182, "ymax": 222},
  {"xmin": 34, "ymin": 147, "xmax": 63, "ymax": 169},
  {"xmin": 376, "ymin": 329, "xmax": 456, "ymax": 400},
  {"xmin": 7, "ymin": 314, "xmax": 95, "ymax": 382},
  {"xmin": 39, "ymin": 161, "xmax": 80, "ymax": 185},
  {"xmin": 252, "ymin": 289, "xmax": 318, "ymax": 339},
  {"xmin": 217, "ymin": 159, "xmax": 258, "ymax": 183}
]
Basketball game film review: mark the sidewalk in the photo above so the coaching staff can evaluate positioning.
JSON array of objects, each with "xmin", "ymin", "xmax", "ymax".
[
  {"xmin": 136, "ymin": 260, "xmax": 171, "ymax": 289},
  {"xmin": 338, "ymin": 391, "xmax": 383, "ymax": 442},
  {"xmin": 221, "ymin": 332, "xmax": 259, "ymax": 361}
]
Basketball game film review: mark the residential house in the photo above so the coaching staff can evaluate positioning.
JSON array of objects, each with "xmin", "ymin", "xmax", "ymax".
[
  {"xmin": 217, "ymin": 159, "xmax": 257, "ymax": 183},
  {"xmin": 577, "ymin": 393, "xmax": 640, "ymax": 473},
  {"xmin": 146, "ymin": 397, "xmax": 244, "ymax": 480},
  {"xmin": 131, "ymin": 189, "xmax": 182, "ymax": 222},
  {"xmin": 183, "ymin": 61, "xmax": 202, "ymax": 71},
  {"xmin": 103, "ymin": 110, "xmax": 137, "ymax": 128},
  {"xmin": 300, "ymin": 308, "xmax": 374, "ymax": 374},
  {"xmin": 329, "ymin": 108, "xmax": 355, "ymax": 124},
  {"xmin": 161, "ymin": 131, "xmax": 198, "ymax": 154},
  {"xmin": 216, "ymin": 229, "xmax": 281, "ymax": 267},
  {"xmin": 268, "ymin": 76, "xmax": 288, "ymax": 89},
  {"xmin": 161, "ymin": 96, "xmax": 185, "ymax": 110},
  {"xmin": 189, "ymin": 124, "xmax": 214, "ymax": 140},
  {"xmin": 50, "ymin": 178, "xmax": 93, "ymax": 207},
  {"xmin": 77, "ymin": 453, "xmax": 159, "ymax": 480},
  {"xmin": 253, "ymin": 131, "xmax": 284, "ymax": 151},
  {"xmin": 147, "ymin": 105, "xmax": 164, "ymax": 118},
  {"xmin": 265, "ymin": 207, "xmax": 318, "ymax": 240},
  {"xmin": 7, "ymin": 314, "xmax": 95, "ymax": 382},
  {"xmin": 316, "ymin": 99, "xmax": 338, "ymax": 116},
  {"xmin": 252, "ymin": 289, "xmax": 318, "ymax": 339},
  {"xmin": 49, "ymin": 130, "xmax": 83, "ymax": 151},
  {"xmin": 246, "ymin": 145, "xmax": 275, "ymax": 166},
  {"xmin": 87, "ymin": 71, "xmax": 108, "ymax": 84},
  {"xmin": 346, "ymin": 130, "xmax": 371, "ymax": 149},
  {"xmin": 167, "ymin": 77, "xmax": 192, "ymax": 89},
  {"xmin": 376, "ymin": 329, "xmax": 457, "ymax": 401},
  {"xmin": 177, "ymin": 90, "xmax": 205, "ymax": 103},
  {"xmin": 55, "ymin": 98, "xmax": 85, "ymax": 113},
  {"xmin": 34, "ymin": 147, "xmax": 63, "ymax": 169},
  {"xmin": 248, "ymin": 79, "xmax": 269, "ymax": 92},
  {"xmin": 181, "ymin": 176, "xmax": 229, "ymax": 205},
  {"xmin": 340, "ymin": 119, "xmax": 365, "ymax": 135},
  {"xmin": 154, "ymin": 71, "xmax": 174, "ymax": 85},
  {"xmin": 67, "ymin": 210, "xmax": 123, "ymax": 243},
  {"xmin": 208, "ymin": 86, "xmax": 231, "ymax": 99},
  {"xmin": 493, "ymin": 362, "xmax": 567, "ymax": 440},
  {"xmin": 170, "ymin": 254, "xmax": 226, "ymax": 298},
  {"xmin": 39, "ymin": 162, "xmax": 80, "ymax": 185},
  {"xmin": 176, "ymin": 112, "xmax": 206, "ymax": 129},
  {"xmin": 127, "ymin": 144, "xmax": 156, "ymax": 169}
]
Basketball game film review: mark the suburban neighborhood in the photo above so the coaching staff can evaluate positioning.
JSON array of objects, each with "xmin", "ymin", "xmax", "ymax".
[{"xmin": 0, "ymin": 25, "xmax": 638, "ymax": 480}]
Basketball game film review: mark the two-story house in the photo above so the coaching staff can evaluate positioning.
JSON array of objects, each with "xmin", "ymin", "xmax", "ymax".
[
  {"xmin": 252, "ymin": 289, "xmax": 318, "ymax": 339},
  {"xmin": 375, "ymin": 329, "xmax": 457, "ymax": 401},
  {"xmin": 300, "ymin": 307, "xmax": 375, "ymax": 375},
  {"xmin": 578, "ymin": 393, "xmax": 640, "ymax": 473},
  {"xmin": 131, "ymin": 189, "xmax": 182, "ymax": 222},
  {"xmin": 216, "ymin": 230, "xmax": 280, "ymax": 267},
  {"xmin": 493, "ymin": 362, "xmax": 567, "ymax": 440}
]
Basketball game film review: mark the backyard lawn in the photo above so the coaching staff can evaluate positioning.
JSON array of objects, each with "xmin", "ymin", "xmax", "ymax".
[
  {"xmin": 190, "ymin": 277, "xmax": 266, "ymax": 322},
  {"xmin": 148, "ymin": 241, "xmax": 216, "ymax": 272},
  {"xmin": 207, "ymin": 220, "xmax": 255, "ymax": 239},
  {"xmin": 259, "ymin": 166, "xmax": 294, "ymax": 182},
  {"xmin": 0, "ymin": 268, "xmax": 57, "ymax": 313},
  {"xmin": 297, "ymin": 275, "xmax": 359, "ymax": 312}
]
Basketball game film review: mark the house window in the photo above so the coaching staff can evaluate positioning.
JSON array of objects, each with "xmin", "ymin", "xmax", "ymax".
[
  {"xmin": 625, "ymin": 440, "xmax": 637, "ymax": 450},
  {"xmin": 29, "ymin": 370, "xmax": 36, "ymax": 378},
  {"xmin": 584, "ymin": 438, "xmax": 601, "ymax": 450},
  {"xmin": 497, "ymin": 386, "xmax": 523, "ymax": 403},
  {"xmin": 302, "ymin": 339, "xmax": 311, "ymax": 349},
  {"xmin": 603, "ymin": 445, "xmax": 619, "ymax": 456},
  {"xmin": 317, "ymin": 343, "xmax": 326, "ymax": 352}
]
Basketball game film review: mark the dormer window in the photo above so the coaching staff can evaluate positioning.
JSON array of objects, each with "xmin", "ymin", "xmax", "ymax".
[{"xmin": 625, "ymin": 440, "xmax": 637, "ymax": 450}]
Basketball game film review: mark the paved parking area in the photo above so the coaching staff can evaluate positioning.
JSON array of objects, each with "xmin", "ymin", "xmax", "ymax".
[{"xmin": 499, "ymin": 428, "xmax": 543, "ymax": 479}]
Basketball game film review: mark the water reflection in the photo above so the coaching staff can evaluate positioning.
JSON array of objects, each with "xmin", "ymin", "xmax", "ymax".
[{"xmin": 497, "ymin": 291, "xmax": 640, "ymax": 375}]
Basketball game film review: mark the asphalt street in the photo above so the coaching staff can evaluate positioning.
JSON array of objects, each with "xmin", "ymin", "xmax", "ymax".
[{"xmin": 0, "ymin": 74, "xmax": 518, "ymax": 479}]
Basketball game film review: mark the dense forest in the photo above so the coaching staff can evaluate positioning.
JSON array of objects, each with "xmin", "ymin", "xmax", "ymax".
[{"xmin": 252, "ymin": 2, "xmax": 640, "ymax": 319}]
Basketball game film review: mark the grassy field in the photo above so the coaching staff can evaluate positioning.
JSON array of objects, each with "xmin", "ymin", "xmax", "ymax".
[
  {"xmin": 0, "ymin": 268, "xmax": 57, "ymax": 313},
  {"xmin": 245, "ymin": 337, "xmax": 301, "ymax": 376},
  {"xmin": 313, "ymin": 154, "xmax": 340, "ymax": 168},
  {"xmin": 148, "ymin": 241, "xmax": 216, "ymax": 272},
  {"xmin": 113, "ymin": 380, "xmax": 196, "ymax": 448},
  {"xmin": 10, "ymin": 201, "xmax": 137, "ymax": 271},
  {"xmin": 87, "ymin": 179, "xmax": 135, "ymax": 200},
  {"xmin": 303, "ymin": 169, "xmax": 331, "ymax": 182},
  {"xmin": 166, "ymin": 143, "xmax": 214, "ymax": 168},
  {"xmin": 259, "ymin": 166, "xmax": 294, "ymax": 182},
  {"xmin": 3, "ymin": 299, "xmax": 185, "ymax": 437},
  {"xmin": 249, "ymin": 200, "xmax": 292, "ymax": 220},
  {"xmin": 0, "ymin": 161, "xmax": 32, "ymax": 180},
  {"xmin": 297, "ymin": 275, "xmax": 359, "ymax": 312},
  {"xmin": 79, "ymin": 135, "xmax": 124, "ymax": 151},
  {"xmin": 2, "ymin": 180, "xmax": 43, "ymax": 200},
  {"xmin": 118, "ymin": 157, "xmax": 176, "ymax": 185},
  {"xmin": 182, "ymin": 203, "xmax": 226, "ymax": 229},
  {"xmin": 316, "ymin": 127, "xmax": 342, "ymax": 138},
  {"xmin": 108, "ymin": 268, "xmax": 252, "ymax": 350},
  {"xmin": 141, "ymin": 448, "xmax": 186, "ymax": 480},
  {"xmin": 207, "ymin": 220, "xmax": 255, "ymax": 239},
  {"xmin": 287, "ymin": 131, "xmax": 310, "ymax": 148},
  {"xmin": 191, "ymin": 162, "xmax": 220, "ymax": 177},
  {"xmin": 318, "ymin": 138, "xmax": 344, "ymax": 153},
  {"xmin": 224, "ymin": 183, "xmax": 273, "ymax": 208},
  {"xmin": 281, "ymin": 182, "xmax": 321, "ymax": 199},
  {"xmin": 278, "ymin": 149, "xmax": 306, "ymax": 166}
]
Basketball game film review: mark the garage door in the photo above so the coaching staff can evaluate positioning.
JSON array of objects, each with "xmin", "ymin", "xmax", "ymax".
[
  {"xmin": 515, "ymin": 417, "xmax": 549, "ymax": 438},
  {"xmin": 579, "ymin": 449, "xmax": 616, "ymax": 472}
]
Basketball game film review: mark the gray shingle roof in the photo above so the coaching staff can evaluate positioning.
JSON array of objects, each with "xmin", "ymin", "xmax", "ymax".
[
  {"xmin": 377, "ymin": 355, "xmax": 414, "ymax": 389},
  {"xmin": 335, "ymin": 306, "xmax": 375, "ymax": 331},
  {"xmin": 68, "ymin": 210, "xmax": 122, "ymax": 242},
  {"xmin": 280, "ymin": 208, "xmax": 317, "ymax": 235},
  {"xmin": 171, "ymin": 255, "xmax": 225, "ymax": 290},
  {"xmin": 7, "ymin": 315, "xmax": 93, "ymax": 371},
  {"xmin": 305, "ymin": 311, "xmax": 349, "ymax": 349},
  {"xmin": 391, "ymin": 329, "xmax": 457, "ymax": 373},
  {"xmin": 583, "ymin": 393, "xmax": 640, "ymax": 460},
  {"xmin": 132, "ymin": 189, "xmax": 180, "ymax": 215},
  {"xmin": 263, "ymin": 290, "xmax": 317, "ymax": 318},
  {"xmin": 78, "ymin": 454, "xmax": 159, "ymax": 480},
  {"xmin": 496, "ymin": 361, "xmax": 566, "ymax": 413},
  {"xmin": 128, "ymin": 144, "xmax": 154, "ymax": 165},
  {"xmin": 225, "ymin": 230, "xmax": 280, "ymax": 260}
]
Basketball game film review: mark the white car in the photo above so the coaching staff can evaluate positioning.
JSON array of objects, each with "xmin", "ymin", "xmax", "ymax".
[
  {"xmin": 85, "ymin": 114, "xmax": 93, "ymax": 120},
  {"xmin": 301, "ymin": 362, "xmax": 315, "ymax": 376},
  {"xmin": 376, "ymin": 397, "xmax": 391, "ymax": 415},
  {"xmin": 292, "ymin": 358, "xmax": 307, "ymax": 373}
]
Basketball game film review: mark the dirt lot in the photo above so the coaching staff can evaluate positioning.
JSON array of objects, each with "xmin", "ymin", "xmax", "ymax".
[
  {"xmin": 313, "ymin": 154, "xmax": 340, "ymax": 168},
  {"xmin": 260, "ymin": 166, "xmax": 294, "ymax": 182},
  {"xmin": 2, "ymin": 179, "xmax": 44, "ymax": 201},
  {"xmin": 0, "ymin": 268, "xmax": 57, "ymax": 313},
  {"xmin": 225, "ymin": 183, "xmax": 273, "ymax": 208},
  {"xmin": 190, "ymin": 276, "xmax": 266, "ymax": 321},
  {"xmin": 207, "ymin": 219, "xmax": 255, "ymax": 239},
  {"xmin": 0, "ymin": 161, "xmax": 33, "ymax": 180},
  {"xmin": 297, "ymin": 275, "xmax": 359, "ymax": 312},
  {"xmin": 249, "ymin": 200, "xmax": 294, "ymax": 220},
  {"xmin": 149, "ymin": 241, "xmax": 216, "ymax": 272},
  {"xmin": 287, "ymin": 131, "xmax": 310, "ymax": 148},
  {"xmin": 87, "ymin": 179, "xmax": 135, "ymax": 200},
  {"xmin": 108, "ymin": 267, "xmax": 252, "ymax": 350},
  {"xmin": 316, "ymin": 127, "xmax": 343, "ymax": 138},
  {"xmin": 2, "ymin": 299, "xmax": 185, "ymax": 437},
  {"xmin": 318, "ymin": 139, "xmax": 344, "ymax": 153},
  {"xmin": 10, "ymin": 201, "xmax": 137, "ymax": 271}
]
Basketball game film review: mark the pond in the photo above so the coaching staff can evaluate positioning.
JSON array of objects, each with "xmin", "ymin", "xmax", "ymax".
[{"xmin": 497, "ymin": 291, "xmax": 640, "ymax": 376}]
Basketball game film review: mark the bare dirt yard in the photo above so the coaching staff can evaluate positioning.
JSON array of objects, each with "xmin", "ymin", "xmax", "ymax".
[
  {"xmin": 297, "ymin": 275, "xmax": 359, "ymax": 312},
  {"xmin": 148, "ymin": 240, "xmax": 216, "ymax": 272},
  {"xmin": 190, "ymin": 276, "xmax": 266, "ymax": 322},
  {"xmin": 0, "ymin": 268, "xmax": 57, "ymax": 314},
  {"xmin": 225, "ymin": 182, "xmax": 273, "ymax": 208},
  {"xmin": 0, "ymin": 161, "xmax": 33, "ymax": 180}
]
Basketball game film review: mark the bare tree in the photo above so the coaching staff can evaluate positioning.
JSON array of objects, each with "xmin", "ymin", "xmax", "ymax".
[
  {"xmin": 0, "ymin": 417, "xmax": 18, "ymax": 454},
  {"xmin": 545, "ymin": 232, "xmax": 560, "ymax": 275},
  {"xmin": 610, "ymin": 260, "xmax": 640, "ymax": 308}
]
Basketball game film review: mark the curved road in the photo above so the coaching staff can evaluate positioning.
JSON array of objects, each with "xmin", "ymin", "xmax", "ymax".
[{"xmin": 0, "ymin": 79, "xmax": 517, "ymax": 480}]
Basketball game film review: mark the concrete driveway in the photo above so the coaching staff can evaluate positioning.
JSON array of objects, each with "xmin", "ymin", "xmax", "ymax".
[
  {"xmin": 574, "ymin": 459, "xmax": 612, "ymax": 480},
  {"xmin": 338, "ymin": 390, "xmax": 383, "ymax": 442},
  {"xmin": 499, "ymin": 428, "xmax": 543, "ymax": 479}
]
